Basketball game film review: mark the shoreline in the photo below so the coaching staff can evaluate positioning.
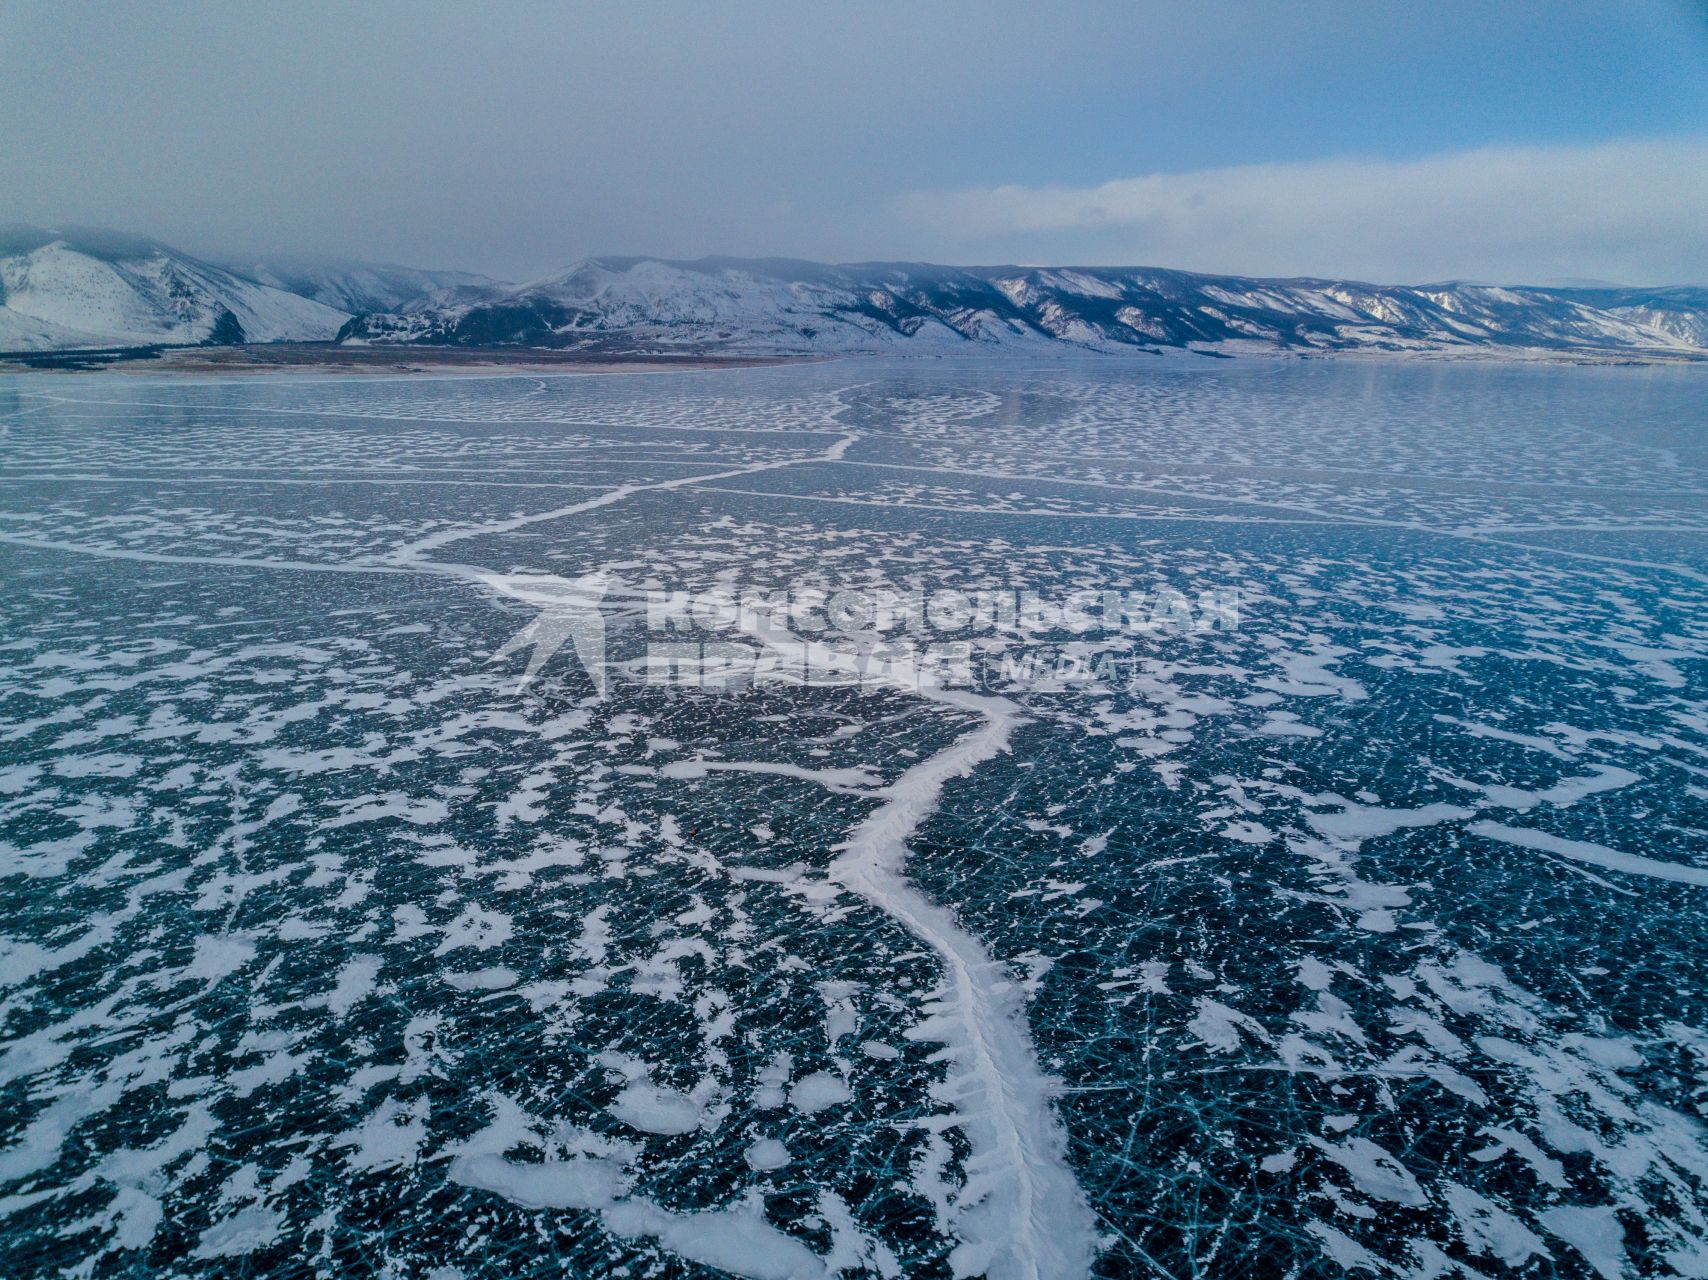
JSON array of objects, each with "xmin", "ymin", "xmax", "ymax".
[
  {"xmin": 1, "ymin": 339, "xmax": 1702, "ymax": 378},
  {"xmin": 0, "ymin": 342, "xmax": 820, "ymax": 377}
]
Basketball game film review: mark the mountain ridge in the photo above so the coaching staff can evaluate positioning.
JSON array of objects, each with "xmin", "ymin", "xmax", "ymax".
[
  {"xmin": 215, "ymin": 253, "xmax": 507, "ymax": 317},
  {"xmin": 4, "ymin": 226, "xmax": 1705, "ymax": 360},
  {"xmin": 0, "ymin": 226, "xmax": 515, "ymax": 354},
  {"xmin": 339, "ymin": 255, "xmax": 1708, "ymax": 358},
  {"xmin": 0, "ymin": 224, "xmax": 349, "ymax": 352}
]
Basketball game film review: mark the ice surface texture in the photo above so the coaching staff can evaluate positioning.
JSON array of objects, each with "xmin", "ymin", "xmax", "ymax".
[{"xmin": 1, "ymin": 359, "xmax": 1707, "ymax": 1277}]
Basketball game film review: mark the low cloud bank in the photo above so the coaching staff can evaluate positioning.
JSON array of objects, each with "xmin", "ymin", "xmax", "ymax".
[{"xmin": 897, "ymin": 136, "xmax": 1708, "ymax": 285}]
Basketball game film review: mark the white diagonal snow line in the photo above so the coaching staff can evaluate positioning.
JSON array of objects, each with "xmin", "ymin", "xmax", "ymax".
[
  {"xmin": 730, "ymin": 610, "xmax": 1099, "ymax": 1280},
  {"xmin": 384, "ymin": 439, "xmax": 856, "ymax": 564}
]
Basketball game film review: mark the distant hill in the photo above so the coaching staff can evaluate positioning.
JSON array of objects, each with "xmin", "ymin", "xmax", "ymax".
[
  {"xmin": 216, "ymin": 253, "xmax": 508, "ymax": 318},
  {"xmin": 338, "ymin": 256, "xmax": 1708, "ymax": 358},
  {"xmin": 5, "ymin": 227, "xmax": 1704, "ymax": 359},
  {"xmin": 0, "ymin": 225, "xmax": 347, "ymax": 351}
]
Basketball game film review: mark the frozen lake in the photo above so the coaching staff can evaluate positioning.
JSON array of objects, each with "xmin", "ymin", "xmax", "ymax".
[{"xmin": 2, "ymin": 357, "xmax": 1707, "ymax": 1278}]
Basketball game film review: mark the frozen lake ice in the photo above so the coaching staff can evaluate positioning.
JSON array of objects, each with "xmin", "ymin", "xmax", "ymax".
[{"xmin": 2, "ymin": 357, "xmax": 1707, "ymax": 1278}]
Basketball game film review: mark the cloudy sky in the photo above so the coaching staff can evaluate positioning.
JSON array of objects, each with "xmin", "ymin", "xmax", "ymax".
[{"xmin": 2, "ymin": 0, "xmax": 1705, "ymax": 283}]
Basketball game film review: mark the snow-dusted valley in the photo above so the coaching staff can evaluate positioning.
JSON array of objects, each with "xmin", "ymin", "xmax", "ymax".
[
  {"xmin": 2, "ymin": 359, "xmax": 1707, "ymax": 1278},
  {"xmin": 4, "ymin": 225, "xmax": 1707, "ymax": 361}
]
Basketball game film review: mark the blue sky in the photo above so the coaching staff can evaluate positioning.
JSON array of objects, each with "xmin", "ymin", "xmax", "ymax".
[{"xmin": 2, "ymin": 0, "xmax": 1705, "ymax": 281}]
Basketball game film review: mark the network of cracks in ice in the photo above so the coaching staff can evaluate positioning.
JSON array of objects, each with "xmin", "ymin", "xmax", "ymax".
[{"xmin": 1, "ymin": 360, "xmax": 1707, "ymax": 1278}]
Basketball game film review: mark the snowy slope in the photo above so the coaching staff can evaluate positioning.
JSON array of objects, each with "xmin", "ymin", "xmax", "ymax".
[
  {"xmin": 222, "ymin": 253, "xmax": 508, "ymax": 316},
  {"xmin": 339, "ymin": 256, "xmax": 1708, "ymax": 358},
  {"xmin": 1541, "ymin": 285, "xmax": 1708, "ymax": 348},
  {"xmin": 9, "ymin": 228, "xmax": 1703, "ymax": 360},
  {"xmin": 340, "ymin": 258, "xmax": 1034, "ymax": 353},
  {"xmin": 0, "ymin": 226, "xmax": 348, "ymax": 352}
]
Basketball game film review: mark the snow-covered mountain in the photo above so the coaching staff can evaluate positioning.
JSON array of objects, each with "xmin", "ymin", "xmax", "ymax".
[
  {"xmin": 1539, "ymin": 284, "xmax": 1708, "ymax": 349},
  {"xmin": 0, "ymin": 226, "xmax": 348, "ymax": 352},
  {"xmin": 218, "ymin": 253, "xmax": 508, "ymax": 317},
  {"xmin": 338, "ymin": 256, "xmax": 1708, "ymax": 357},
  {"xmin": 7, "ymin": 230, "xmax": 1704, "ymax": 360}
]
